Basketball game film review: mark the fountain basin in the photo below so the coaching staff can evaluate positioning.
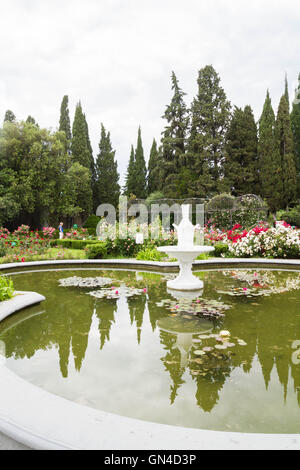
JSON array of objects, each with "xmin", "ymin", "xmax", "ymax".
[{"xmin": 157, "ymin": 245, "xmax": 214, "ymax": 290}]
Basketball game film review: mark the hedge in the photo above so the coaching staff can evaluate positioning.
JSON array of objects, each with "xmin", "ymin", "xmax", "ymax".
[
  {"xmin": 50, "ymin": 239, "xmax": 100, "ymax": 250},
  {"xmin": 86, "ymin": 242, "xmax": 107, "ymax": 259}
]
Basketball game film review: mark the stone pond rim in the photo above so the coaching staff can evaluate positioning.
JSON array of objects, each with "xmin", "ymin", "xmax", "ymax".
[{"xmin": 0, "ymin": 258, "xmax": 300, "ymax": 450}]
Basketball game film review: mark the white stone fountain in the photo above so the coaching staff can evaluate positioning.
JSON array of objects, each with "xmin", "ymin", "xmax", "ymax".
[{"xmin": 157, "ymin": 204, "xmax": 214, "ymax": 291}]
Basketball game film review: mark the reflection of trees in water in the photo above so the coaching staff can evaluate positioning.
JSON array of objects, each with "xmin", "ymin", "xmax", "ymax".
[
  {"xmin": 95, "ymin": 299, "xmax": 117, "ymax": 350},
  {"xmin": 127, "ymin": 296, "xmax": 146, "ymax": 345},
  {"xmin": 159, "ymin": 330, "xmax": 185, "ymax": 404},
  {"xmin": 1, "ymin": 272, "xmax": 300, "ymax": 411}
]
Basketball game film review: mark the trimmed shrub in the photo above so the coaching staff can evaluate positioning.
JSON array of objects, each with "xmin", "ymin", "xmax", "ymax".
[
  {"xmin": 86, "ymin": 242, "xmax": 108, "ymax": 259},
  {"xmin": 71, "ymin": 240, "xmax": 99, "ymax": 250},
  {"xmin": 213, "ymin": 243, "xmax": 229, "ymax": 257},
  {"xmin": 281, "ymin": 206, "xmax": 300, "ymax": 228},
  {"xmin": 50, "ymin": 239, "xmax": 72, "ymax": 248}
]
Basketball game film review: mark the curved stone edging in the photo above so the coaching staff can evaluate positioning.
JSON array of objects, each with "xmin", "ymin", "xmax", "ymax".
[
  {"xmin": 0, "ymin": 258, "xmax": 300, "ymax": 450},
  {"xmin": 0, "ymin": 291, "xmax": 45, "ymax": 323},
  {"xmin": 1, "ymin": 257, "xmax": 300, "ymax": 274}
]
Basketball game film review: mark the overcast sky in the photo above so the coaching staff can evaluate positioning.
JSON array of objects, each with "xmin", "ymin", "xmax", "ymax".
[{"xmin": 0, "ymin": 0, "xmax": 299, "ymax": 184}]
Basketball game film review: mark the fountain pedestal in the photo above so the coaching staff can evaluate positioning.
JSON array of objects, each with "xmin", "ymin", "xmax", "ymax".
[
  {"xmin": 157, "ymin": 246, "xmax": 214, "ymax": 290},
  {"xmin": 157, "ymin": 204, "xmax": 214, "ymax": 291}
]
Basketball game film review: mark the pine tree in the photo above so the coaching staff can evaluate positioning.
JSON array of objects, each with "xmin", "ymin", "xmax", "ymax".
[
  {"xmin": 4, "ymin": 110, "xmax": 16, "ymax": 123},
  {"xmin": 291, "ymin": 74, "xmax": 300, "ymax": 197},
  {"xmin": 161, "ymin": 71, "xmax": 189, "ymax": 197},
  {"xmin": 124, "ymin": 145, "xmax": 136, "ymax": 196},
  {"xmin": 94, "ymin": 124, "xmax": 120, "ymax": 208},
  {"xmin": 258, "ymin": 91, "xmax": 281, "ymax": 212},
  {"xmin": 189, "ymin": 65, "xmax": 231, "ymax": 197},
  {"xmin": 71, "ymin": 102, "xmax": 91, "ymax": 169},
  {"xmin": 134, "ymin": 126, "xmax": 147, "ymax": 199},
  {"xmin": 59, "ymin": 95, "xmax": 72, "ymax": 141},
  {"xmin": 224, "ymin": 105, "xmax": 258, "ymax": 195},
  {"xmin": 147, "ymin": 138, "xmax": 161, "ymax": 194},
  {"xmin": 276, "ymin": 95, "xmax": 297, "ymax": 208}
]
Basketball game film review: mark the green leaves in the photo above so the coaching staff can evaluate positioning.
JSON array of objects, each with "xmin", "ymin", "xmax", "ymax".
[{"xmin": 0, "ymin": 276, "xmax": 15, "ymax": 302}]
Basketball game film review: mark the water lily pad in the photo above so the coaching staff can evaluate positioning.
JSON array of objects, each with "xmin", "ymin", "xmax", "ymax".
[{"xmin": 194, "ymin": 350, "xmax": 206, "ymax": 356}]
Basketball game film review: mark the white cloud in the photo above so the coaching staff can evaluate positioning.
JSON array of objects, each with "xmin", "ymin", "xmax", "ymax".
[{"xmin": 0, "ymin": 0, "xmax": 300, "ymax": 184}]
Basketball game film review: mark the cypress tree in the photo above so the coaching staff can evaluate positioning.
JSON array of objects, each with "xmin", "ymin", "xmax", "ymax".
[
  {"xmin": 4, "ymin": 110, "xmax": 16, "ymax": 123},
  {"xmin": 189, "ymin": 65, "xmax": 231, "ymax": 197},
  {"xmin": 258, "ymin": 91, "xmax": 281, "ymax": 212},
  {"xmin": 124, "ymin": 145, "xmax": 136, "ymax": 196},
  {"xmin": 71, "ymin": 102, "xmax": 91, "ymax": 169},
  {"xmin": 224, "ymin": 105, "xmax": 258, "ymax": 195},
  {"xmin": 161, "ymin": 71, "xmax": 189, "ymax": 197},
  {"xmin": 147, "ymin": 138, "xmax": 161, "ymax": 195},
  {"xmin": 291, "ymin": 74, "xmax": 300, "ymax": 197},
  {"xmin": 134, "ymin": 126, "xmax": 147, "ymax": 199},
  {"xmin": 83, "ymin": 113, "xmax": 96, "ymax": 194},
  {"xmin": 284, "ymin": 74, "xmax": 289, "ymax": 109},
  {"xmin": 59, "ymin": 95, "xmax": 72, "ymax": 141},
  {"xmin": 276, "ymin": 95, "xmax": 297, "ymax": 208},
  {"xmin": 94, "ymin": 124, "xmax": 120, "ymax": 208}
]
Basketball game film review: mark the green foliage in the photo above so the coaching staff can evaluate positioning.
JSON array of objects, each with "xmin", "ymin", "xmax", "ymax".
[
  {"xmin": 71, "ymin": 102, "xmax": 92, "ymax": 169},
  {"xmin": 0, "ymin": 276, "xmax": 15, "ymax": 301},
  {"xmin": 213, "ymin": 243, "xmax": 229, "ymax": 257},
  {"xmin": 280, "ymin": 205, "xmax": 300, "ymax": 227},
  {"xmin": 161, "ymin": 72, "xmax": 189, "ymax": 197},
  {"xmin": 134, "ymin": 127, "xmax": 147, "ymax": 199},
  {"xmin": 147, "ymin": 139, "xmax": 161, "ymax": 195},
  {"xmin": 83, "ymin": 215, "xmax": 101, "ymax": 229},
  {"xmin": 86, "ymin": 242, "xmax": 108, "ymax": 259},
  {"xmin": 188, "ymin": 65, "xmax": 231, "ymax": 197},
  {"xmin": 291, "ymin": 75, "xmax": 300, "ymax": 198},
  {"xmin": 94, "ymin": 124, "xmax": 120, "ymax": 208},
  {"xmin": 206, "ymin": 194, "xmax": 267, "ymax": 229},
  {"xmin": 124, "ymin": 145, "xmax": 136, "ymax": 196},
  {"xmin": 224, "ymin": 105, "xmax": 258, "ymax": 194},
  {"xmin": 136, "ymin": 247, "xmax": 166, "ymax": 261},
  {"xmin": 4, "ymin": 110, "xmax": 16, "ymax": 123},
  {"xmin": 258, "ymin": 91, "xmax": 281, "ymax": 212},
  {"xmin": 276, "ymin": 95, "xmax": 297, "ymax": 208},
  {"xmin": 59, "ymin": 95, "xmax": 72, "ymax": 141}
]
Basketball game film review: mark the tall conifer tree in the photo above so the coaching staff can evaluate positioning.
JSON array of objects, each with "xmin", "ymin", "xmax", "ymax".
[
  {"xmin": 224, "ymin": 105, "xmax": 258, "ymax": 195},
  {"xmin": 59, "ymin": 95, "xmax": 72, "ymax": 141},
  {"xmin": 189, "ymin": 65, "xmax": 231, "ymax": 197},
  {"xmin": 71, "ymin": 102, "xmax": 91, "ymax": 169},
  {"xmin": 147, "ymin": 138, "xmax": 161, "ymax": 195},
  {"xmin": 94, "ymin": 124, "xmax": 120, "ymax": 208},
  {"xmin": 161, "ymin": 71, "xmax": 189, "ymax": 197},
  {"xmin": 134, "ymin": 126, "xmax": 147, "ymax": 199},
  {"xmin": 258, "ymin": 91, "xmax": 281, "ymax": 211},
  {"xmin": 276, "ymin": 95, "xmax": 297, "ymax": 208},
  {"xmin": 124, "ymin": 145, "xmax": 136, "ymax": 196},
  {"xmin": 291, "ymin": 74, "xmax": 300, "ymax": 197}
]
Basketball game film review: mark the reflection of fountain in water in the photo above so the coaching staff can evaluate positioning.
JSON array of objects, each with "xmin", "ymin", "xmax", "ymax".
[{"xmin": 157, "ymin": 315, "xmax": 213, "ymax": 368}]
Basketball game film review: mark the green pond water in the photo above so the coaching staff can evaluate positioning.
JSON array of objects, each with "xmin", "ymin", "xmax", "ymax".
[{"xmin": 0, "ymin": 267, "xmax": 300, "ymax": 434}]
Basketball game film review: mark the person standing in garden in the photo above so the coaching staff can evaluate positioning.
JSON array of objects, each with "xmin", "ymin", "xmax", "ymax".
[{"xmin": 58, "ymin": 222, "xmax": 64, "ymax": 240}]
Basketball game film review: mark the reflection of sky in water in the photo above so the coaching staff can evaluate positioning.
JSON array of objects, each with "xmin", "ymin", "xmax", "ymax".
[{"xmin": 0, "ymin": 268, "xmax": 300, "ymax": 434}]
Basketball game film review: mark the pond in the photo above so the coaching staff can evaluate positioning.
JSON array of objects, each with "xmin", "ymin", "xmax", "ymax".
[{"xmin": 0, "ymin": 267, "xmax": 300, "ymax": 434}]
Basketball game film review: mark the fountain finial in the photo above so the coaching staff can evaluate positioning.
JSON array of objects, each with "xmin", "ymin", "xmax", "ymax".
[{"xmin": 173, "ymin": 204, "xmax": 195, "ymax": 248}]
